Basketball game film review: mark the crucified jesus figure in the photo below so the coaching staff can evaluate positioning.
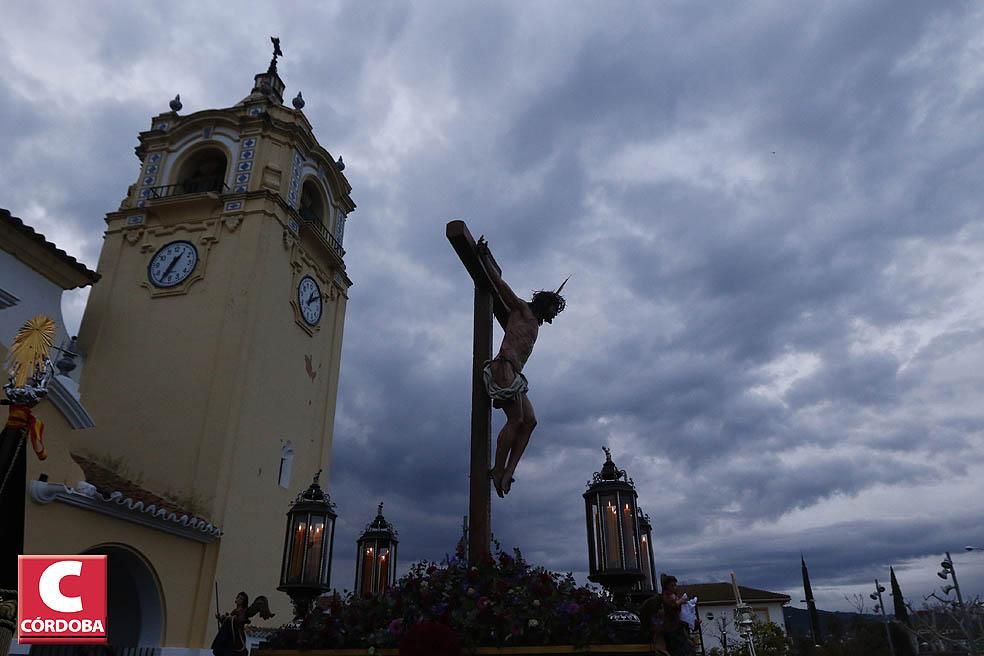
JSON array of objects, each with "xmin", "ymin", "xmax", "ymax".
[{"xmin": 476, "ymin": 236, "xmax": 568, "ymax": 498}]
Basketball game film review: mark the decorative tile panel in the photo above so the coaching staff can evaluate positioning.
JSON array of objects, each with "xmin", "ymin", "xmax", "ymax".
[
  {"xmin": 288, "ymin": 151, "xmax": 303, "ymax": 208},
  {"xmin": 224, "ymin": 201, "xmax": 243, "ymax": 212},
  {"xmin": 126, "ymin": 214, "xmax": 146, "ymax": 226},
  {"xmin": 336, "ymin": 212, "xmax": 346, "ymax": 246},
  {"xmin": 287, "ymin": 217, "xmax": 299, "ymax": 234},
  {"xmin": 136, "ymin": 152, "xmax": 166, "ymax": 208},
  {"xmin": 231, "ymin": 136, "xmax": 260, "ymax": 194}
]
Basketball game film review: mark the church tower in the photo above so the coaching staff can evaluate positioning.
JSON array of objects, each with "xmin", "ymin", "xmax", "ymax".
[{"xmin": 68, "ymin": 42, "xmax": 354, "ymax": 641}]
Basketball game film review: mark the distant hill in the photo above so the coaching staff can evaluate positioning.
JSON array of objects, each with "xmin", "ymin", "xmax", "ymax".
[{"xmin": 783, "ymin": 606, "xmax": 881, "ymax": 641}]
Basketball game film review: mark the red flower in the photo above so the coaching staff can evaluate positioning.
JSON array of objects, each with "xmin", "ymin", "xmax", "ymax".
[{"xmin": 399, "ymin": 621, "xmax": 461, "ymax": 656}]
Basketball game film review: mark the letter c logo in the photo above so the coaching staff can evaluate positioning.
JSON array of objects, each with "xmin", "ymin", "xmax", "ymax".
[{"xmin": 38, "ymin": 560, "xmax": 84, "ymax": 613}]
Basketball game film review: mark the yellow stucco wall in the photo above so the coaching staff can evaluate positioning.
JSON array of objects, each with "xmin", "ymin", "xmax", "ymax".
[{"xmin": 24, "ymin": 499, "xmax": 215, "ymax": 647}]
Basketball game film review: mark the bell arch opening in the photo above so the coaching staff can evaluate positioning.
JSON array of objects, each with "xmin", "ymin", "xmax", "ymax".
[
  {"xmin": 174, "ymin": 147, "xmax": 228, "ymax": 194},
  {"xmin": 299, "ymin": 180, "xmax": 328, "ymax": 225}
]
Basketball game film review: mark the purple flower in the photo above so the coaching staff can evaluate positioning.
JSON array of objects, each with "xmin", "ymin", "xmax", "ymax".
[{"xmin": 387, "ymin": 618, "xmax": 404, "ymax": 635}]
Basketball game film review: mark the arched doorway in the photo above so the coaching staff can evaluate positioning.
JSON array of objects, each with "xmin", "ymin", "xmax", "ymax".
[{"xmin": 28, "ymin": 544, "xmax": 164, "ymax": 656}]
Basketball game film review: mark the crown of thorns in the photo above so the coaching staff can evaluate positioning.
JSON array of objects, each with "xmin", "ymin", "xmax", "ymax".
[{"xmin": 531, "ymin": 275, "xmax": 570, "ymax": 314}]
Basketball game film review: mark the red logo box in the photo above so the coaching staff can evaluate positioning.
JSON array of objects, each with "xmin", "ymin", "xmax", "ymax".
[{"xmin": 18, "ymin": 555, "xmax": 108, "ymax": 644}]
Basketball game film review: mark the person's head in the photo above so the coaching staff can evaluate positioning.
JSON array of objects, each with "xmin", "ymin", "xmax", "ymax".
[
  {"xmin": 529, "ymin": 290, "xmax": 566, "ymax": 325},
  {"xmin": 235, "ymin": 592, "xmax": 248, "ymax": 608},
  {"xmin": 661, "ymin": 574, "xmax": 678, "ymax": 593}
]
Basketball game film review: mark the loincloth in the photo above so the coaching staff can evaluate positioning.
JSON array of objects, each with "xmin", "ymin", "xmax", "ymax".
[{"xmin": 483, "ymin": 355, "xmax": 529, "ymax": 408}]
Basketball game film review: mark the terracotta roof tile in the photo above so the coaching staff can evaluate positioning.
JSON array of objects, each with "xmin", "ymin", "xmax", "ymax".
[
  {"xmin": 71, "ymin": 453, "xmax": 212, "ymax": 523},
  {"xmin": 678, "ymin": 582, "xmax": 791, "ymax": 605},
  {"xmin": 1, "ymin": 208, "xmax": 100, "ymax": 285}
]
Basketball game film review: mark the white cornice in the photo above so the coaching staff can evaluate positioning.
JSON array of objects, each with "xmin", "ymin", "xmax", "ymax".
[
  {"xmin": 46, "ymin": 375, "xmax": 95, "ymax": 429},
  {"xmin": 0, "ymin": 287, "xmax": 19, "ymax": 309},
  {"xmin": 30, "ymin": 480, "xmax": 223, "ymax": 543}
]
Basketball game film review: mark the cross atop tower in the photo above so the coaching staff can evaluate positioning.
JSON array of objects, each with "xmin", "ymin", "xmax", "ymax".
[
  {"xmin": 269, "ymin": 36, "xmax": 283, "ymax": 74},
  {"xmin": 252, "ymin": 36, "xmax": 287, "ymax": 104}
]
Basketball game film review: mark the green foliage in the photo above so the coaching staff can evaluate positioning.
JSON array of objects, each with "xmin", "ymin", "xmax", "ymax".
[
  {"xmin": 265, "ymin": 543, "xmax": 623, "ymax": 649},
  {"xmin": 749, "ymin": 620, "xmax": 789, "ymax": 656}
]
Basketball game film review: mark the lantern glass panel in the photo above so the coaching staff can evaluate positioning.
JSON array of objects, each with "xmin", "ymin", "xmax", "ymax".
[
  {"xmin": 304, "ymin": 516, "xmax": 326, "ymax": 583},
  {"xmin": 600, "ymin": 493, "xmax": 622, "ymax": 569},
  {"xmin": 287, "ymin": 514, "xmax": 309, "ymax": 583},
  {"xmin": 640, "ymin": 534, "xmax": 654, "ymax": 589},
  {"xmin": 378, "ymin": 547, "xmax": 391, "ymax": 591},
  {"xmin": 622, "ymin": 500, "xmax": 639, "ymax": 570},
  {"xmin": 323, "ymin": 517, "xmax": 334, "ymax": 585},
  {"xmin": 360, "ymin": 543, "xmax": 376, "ymax": 596},
  {"xmin": 589, "ymin": 497, "xmax": 603, "ymax": 570}
]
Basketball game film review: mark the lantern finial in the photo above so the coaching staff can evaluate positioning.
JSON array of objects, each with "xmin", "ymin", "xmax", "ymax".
[{"xmin": 377, "ymin": 502, "xmax": 384, "ymax": 516}]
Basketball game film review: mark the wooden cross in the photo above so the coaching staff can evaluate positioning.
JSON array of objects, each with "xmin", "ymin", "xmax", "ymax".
[{"xmin": 446, "ymin": 220, "xmax": 510, "ymax": 566}]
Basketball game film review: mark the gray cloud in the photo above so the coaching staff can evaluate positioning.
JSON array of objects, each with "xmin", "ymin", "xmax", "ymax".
[{"xmin": 4, "ymin": 0, "xmax": 984, "ymax": 611}]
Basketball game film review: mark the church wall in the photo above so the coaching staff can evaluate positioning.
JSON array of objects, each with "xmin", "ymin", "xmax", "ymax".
[
  {"xmin": 22, "ymin": 501, "xmax": 213, "ymax": 647},
  {"xmin": 71, "ymin": 198, "xmax": 348, "ymax": 633},
  {"xmin": 0, "ymin": 249, "xmax": 71, "ymax": 352},
  {"xmin": 23, "ymin": 400, "xmax": 88, "ymax": 488},
  {"xmin": 205, "ymin": 213, "xmax": 347, "ymax": 625}
]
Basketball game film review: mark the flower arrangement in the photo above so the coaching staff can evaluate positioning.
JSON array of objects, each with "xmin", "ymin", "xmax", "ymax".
[{"xmin": 265, "ymin": 542, "xmax": 624, "ymax": 650}]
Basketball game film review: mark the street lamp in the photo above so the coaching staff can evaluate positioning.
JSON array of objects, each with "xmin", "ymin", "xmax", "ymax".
[
  {"xmin": 937, "ymin": 552, "xmax": 966, "ymax": 608},
  {"xmin": 870, "ymin": 579, "xmax": 897, "ymax": 656},
  {"xmin": 278, "ymin": 470, "xmax": 337, "ymax": 622},
  {"xmin": 583, "ymin": 446, "xmax": 644, "ymax": 637},
  {"xmin": 355, "ymin": 502, "xmax": 398, "ymax": 597}
]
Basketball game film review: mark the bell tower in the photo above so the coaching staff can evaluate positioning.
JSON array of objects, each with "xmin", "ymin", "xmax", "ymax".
[{"xmin": 73, "ymin": 39, "xmax": 354, "ymax": 630}]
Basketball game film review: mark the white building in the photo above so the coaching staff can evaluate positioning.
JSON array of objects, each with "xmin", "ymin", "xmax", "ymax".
[{"xmin": 679, "ymin": 582, "xmax": 791, "ymax": 654}]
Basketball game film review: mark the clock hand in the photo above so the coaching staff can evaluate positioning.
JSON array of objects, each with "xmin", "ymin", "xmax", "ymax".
[
  {"xmin": 162, "ymin": 254, "xmax": 182, "ymax": 277},
  {"xmin": 306, "ymin": 293, "xmax": 319, "ymax": 306}
]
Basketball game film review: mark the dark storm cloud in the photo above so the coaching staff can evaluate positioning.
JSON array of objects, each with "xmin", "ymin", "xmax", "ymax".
[{"xmin": 5, "ymin": 0, "xmax": 984, "ymax": 610}]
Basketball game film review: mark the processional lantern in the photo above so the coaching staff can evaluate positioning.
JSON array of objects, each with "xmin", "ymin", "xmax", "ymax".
[
  {"xmin": 635, "ymin": 509, "xmax": 657, "ymax": 592},
  {"xmin": 583, "ymin": 447, "xmax": 645, "ymax": 593},
  {"xmin": 278, "ymin": 470, "xmax": 337, "ymax": 620},
  {"xmin": 355, "ymin": 502, "xmax": 399, "ymax": 597}
]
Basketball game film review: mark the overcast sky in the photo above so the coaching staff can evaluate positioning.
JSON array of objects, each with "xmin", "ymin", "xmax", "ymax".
[{"xmin": 3, "ymin": 1, "xmax": 983, "ymax": 613}]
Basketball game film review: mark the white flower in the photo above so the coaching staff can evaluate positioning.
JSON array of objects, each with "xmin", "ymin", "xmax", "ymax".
[
  {"xmin": 467, "ymin": 587, "xmax": 476, "ymax": 596},
  {"xmin": 532, "ymin": 599, "xmax": 541, "ymax": 608},
  {"xmin": 420, "ymin": 581, "xmax": 429, "ymax": 590},
  {"xmin": 528, "ymin": 619, "xmax": 540, "ymax": 628}
]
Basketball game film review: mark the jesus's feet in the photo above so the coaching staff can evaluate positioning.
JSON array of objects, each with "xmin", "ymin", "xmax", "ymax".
[{"xmin": 489, "ymin": 468, "xmax": 506, "ymax": 498}]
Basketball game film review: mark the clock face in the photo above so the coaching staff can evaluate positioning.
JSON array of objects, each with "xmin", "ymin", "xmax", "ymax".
[
  {"xmin": 148, "ymin": 240, "xmax": 198, "ymax": 288},
  {"xmin": 298, "ymin": 275, "xmax": 323, "ymax": 325}
]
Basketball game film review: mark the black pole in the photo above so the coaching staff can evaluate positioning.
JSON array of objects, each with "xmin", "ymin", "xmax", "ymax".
[
  {"xmin": 802, "ymin": 555, "xmax": 823, "ymax": 646},
  {"xmin": 0, "ymin": 426, "xmax": 27, "ymax": 590}
]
